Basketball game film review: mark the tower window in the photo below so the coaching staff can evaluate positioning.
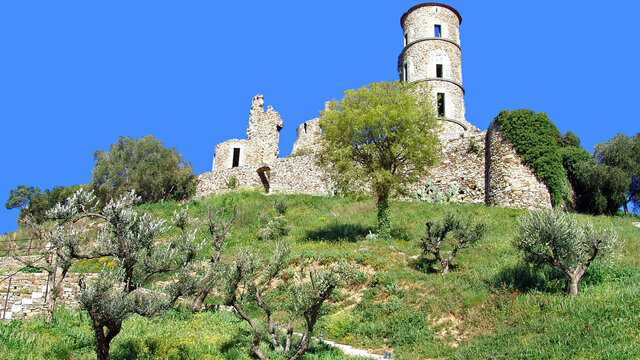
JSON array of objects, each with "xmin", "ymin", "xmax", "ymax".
[
  {"xmin": 232, "ymin": 148, "xmax": 240, "ymax": 168},
  {"xmin": 435, "ymin": 25, "xmax": 441, "ymax": 37},
  {"xmin": 404, "ymin": 32, "xmax": 409, "ymax": 46},
  {"xmin": 304, "ymin": 122, "xmax": 307, "ymax": 133},
  {"xmin": 437, "ymin": 93, "xmax": 445, "ymax": 117},
  {"xmin": 436, "ymin": 64, "xmax": 443, "ymax": 78},
  {"xmin": 403, "ymin": 63, "xmax": 409, "ymax": 82}
]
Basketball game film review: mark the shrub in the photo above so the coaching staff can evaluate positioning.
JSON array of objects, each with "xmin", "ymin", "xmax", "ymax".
[
  {"xmin": 91, "ymin": 135, "xmax": 195, "ymax": 205},
  {"xmin": 513, "ymin": 210, "xmax": 621, "ymax": 296},
  {"xmin": 572, "ymin": 161, "xmax": 629, "ymax": 215},
  {"xmin": 493, "ymin": 109, "xmax": 567, "ymax": 207},
  {"xmin": 418, "ymin": 211, "xmax": 487, "ymax": 274}
]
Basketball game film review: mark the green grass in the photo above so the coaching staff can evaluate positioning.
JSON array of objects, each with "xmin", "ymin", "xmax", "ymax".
[{"xmin": 4, "ymin": 189, "xmax": 640, "ymax": 359}]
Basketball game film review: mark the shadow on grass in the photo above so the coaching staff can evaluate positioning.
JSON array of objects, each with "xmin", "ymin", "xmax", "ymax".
[
  {"xmin": 490, "ymin": 262, "xmax": 566, "ymax": 294},
  {"xmin": 305, "ymin": 223, "xmax": 374, "ymax": 242},
  {"xmin": 409, "ymin": 257, "xmax": 457, "ymax": 274}
]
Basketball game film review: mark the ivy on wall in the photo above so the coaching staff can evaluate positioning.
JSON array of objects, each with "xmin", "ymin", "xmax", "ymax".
[{"xmin": 493, "ymin": 109, "xmax": 567, "ymax": 207}]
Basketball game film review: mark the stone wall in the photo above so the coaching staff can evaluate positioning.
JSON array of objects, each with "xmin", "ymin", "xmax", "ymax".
[
  {"xmin": 291, "ymin": 118, "xmax": 322, "ymax": 156},
  {"xmin": 401, "ymin": 4, "xmax": 461, "ymax": 45},
  {"xmin": 197, "ymin": 154, "xmax": 331, "ymax": 198},
  {"xmin": 213, "ymin": 95, "xmax": 283, "ymax": 171},
  {"xmin": 408, "ymin": 132, "xmax": 487, "ymax": 203},
  {"xmin": 485, "ymin": 122, "xmax": 552, "ymax": 210},
  {"xmin": 0, "ymin": 257, "xmax": 91, "ymax": 320}
]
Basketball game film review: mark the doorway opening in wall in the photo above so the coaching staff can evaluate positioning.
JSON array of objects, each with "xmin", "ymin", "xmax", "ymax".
[
  {"xmin": 232, "ymin": 148, "xmax": 240, "ymax": 168},
  {"xmin": 436, "ymin": 64, "xmax": 443, "ymax": 78},
  {"xmin": 257, "ymin": 166, "xmax": 271, "ymax": 194},
  {"xmin": 437, "ymin": 93, "xmax": 445, "ymax": 117},
  {"xmin": 435, "ymin": 25, "xmax": 441, "ymax": 37}
]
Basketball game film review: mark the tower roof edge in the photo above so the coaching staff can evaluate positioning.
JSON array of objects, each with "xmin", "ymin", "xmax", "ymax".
[{"xmin": 400, "ymin": 3, "xmax": 462, "ymax": 27}]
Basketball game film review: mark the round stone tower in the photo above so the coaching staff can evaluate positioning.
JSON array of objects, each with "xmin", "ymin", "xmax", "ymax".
[{"xmin": 398, "ymin": 3, "xmax": 473, "ymax": 136}]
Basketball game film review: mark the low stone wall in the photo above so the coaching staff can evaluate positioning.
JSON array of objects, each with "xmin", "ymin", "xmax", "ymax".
[
  {"xmin": 0, "ymin": 257, "xmax": 90, "ymax": 320},
  {"xmin": 485, "ymin": 122, "xmax": 552, "ymax": 210}
]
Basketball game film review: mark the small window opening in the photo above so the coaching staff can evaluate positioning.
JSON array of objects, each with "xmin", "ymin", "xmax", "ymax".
[
  {"xmin": 232, "ymin": 148, "xmax": 240, "ymax": 168},
  {"xmin": 403, "ymin": 63, "xmax": 409, "ymax": 82},
  {"xmin": 304, "ymin": 123, "xmax": 307, "ymax": 133},
  {"xmin": 404, "ymin": 33, "xmax": 408, "ymax": 46},
  {"xmin": 436, "ymin": 64, "xmax": 443, "ymax": 78},
  {"xmin": 435, "ymin": 25, "xmax": 441, "ymax": 38},
  {"xmin": 437, "ymin": 93, "xmax": 445, "ymax": 117}
]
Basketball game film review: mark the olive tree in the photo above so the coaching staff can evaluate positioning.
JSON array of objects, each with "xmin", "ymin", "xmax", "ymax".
[
  {"xmin": 11, "ymin": 215, "xmax": 92, "ymax": 323},
  {"xmin": 513, "ymin": 210, "xmax": 621, "ymax": 296},
  {"xmin": 319, "ymin": 81, "xmax": 440, "ymax": 235},
  {"xmin": 48, "ymin": 189, "xmax": 202, "ymax": 360},
  {"xmin": 419, "ymin": 211, "xmax": 487, "ymax": 274},
  {"xmin": 223, "ymin": 199, "xmax": 355, "ymax": 360}
]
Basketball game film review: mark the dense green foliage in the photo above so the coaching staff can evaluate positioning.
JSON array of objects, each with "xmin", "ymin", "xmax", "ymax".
[
  {"xmin": 493, "ymin": 109, "xmax": 566, "ymax": 207},
  {"xmin": 319, "ymin": 81, "xmax": 440, "ymax": 234},
  {"xmin": 4, "ymin": 192, "xmax": 640, "ymax": 359},
  {"xmin": 91, "ymin": 135, "xmax": 195, "ymax": 205},
  {"xmin": 5, "ymin": 184, "xmax": 86, "ymax": 223},
  {"xmin": 594, "ymin": 133, "xmax": 640, "ymax": 212},
  {"xmin": 572, "ymin": 161, "xmax": 630, "ymax": 215},
  {"xmin": 4, "ymin": 185, "xmax": 38, "ymax": 210}
]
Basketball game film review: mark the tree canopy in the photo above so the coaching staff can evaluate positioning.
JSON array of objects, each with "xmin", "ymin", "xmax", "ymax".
[
  {"xmin": 594, "ymin": 133, "xmax": 640, "ymax": 212},
  {"xmin": 91, "ymin": 135, "xmax": 195, "ymax": 204},
  {"xmin": 319, "ymin": 81, "xmax": 440, "ymax": 234}
]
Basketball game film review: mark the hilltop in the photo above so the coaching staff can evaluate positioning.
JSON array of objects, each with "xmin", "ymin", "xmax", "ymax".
[{"xmin": 2, "ymin": 190, "xmax": 639, "ymax": 359}]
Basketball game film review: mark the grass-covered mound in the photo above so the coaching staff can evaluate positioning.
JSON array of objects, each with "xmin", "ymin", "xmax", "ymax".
[{"xmin": 3, "ymin": 190, "xmax": 640, "ymax": 359}]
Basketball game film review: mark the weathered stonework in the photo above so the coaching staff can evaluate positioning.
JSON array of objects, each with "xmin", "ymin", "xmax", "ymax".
[
  {"xmin": 291, "ymin": 118, "xmax": 323, "ymax": 156},
  {"xmin": 399, "ymin": 3, "xmax": 468, "ymax": 137},
  {"xmin": 196, "ymin": 3, "xmax": 553, "ymax": 212},
  {"xmin": 0, "ymin": 257, "xmax": 93, "ymax": 320},
  {"xmin": 213, "ymin": 95, "xmax": 283, "ymax": 171},
  {"xmin": 486, "ymin": 122, "xmax": 552, "ymax": 210}
]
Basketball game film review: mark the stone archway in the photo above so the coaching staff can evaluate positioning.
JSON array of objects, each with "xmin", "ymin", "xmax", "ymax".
[{"xmin": 257, "ymin": 166, "xmax": 271, "ymax": 194}]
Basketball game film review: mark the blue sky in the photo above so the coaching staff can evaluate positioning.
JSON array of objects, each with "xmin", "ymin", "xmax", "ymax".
[{"xmin": 1, "ymin": 1, "xmax": 638, "ymax": 233}]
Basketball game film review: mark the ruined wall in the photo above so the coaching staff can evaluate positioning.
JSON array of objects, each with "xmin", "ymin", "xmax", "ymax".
[
  {"xmin": 406, "ymin": 132, "xmax": 486, "ymax": 203},
  {"xmin": 485, "ymin": 122, "xmax": 552, "ymax": 210},
  {"xmin": 213, "ymin": 95, "xmax": 283, "ymax": 171},
  {"xmin": 197, "ymin": 154, "xmax": 331, "ymax": 198},
  {"xmin": 213, "ymin": 139, "xmax": 257, "ymax": 170},
  {"xmin": 291, "ymin": 118, "xmax": 322, "ymax": 156},
  {"xmin": 246, "ymin": 95, "xmax": 283, "ymax": 164}
]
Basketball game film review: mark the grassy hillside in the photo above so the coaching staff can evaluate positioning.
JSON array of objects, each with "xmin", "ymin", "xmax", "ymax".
[{"xmin": 2, "ymin": 190, "xmax": 640, "ymax": 359}]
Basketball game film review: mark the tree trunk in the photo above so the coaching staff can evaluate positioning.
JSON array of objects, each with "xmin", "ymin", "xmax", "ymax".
[
  {"xmin": 441, "ymin": 261, "xmax": 450, "ymax": 275},
  {"xmin": 92, "ymin": 320, "xmax": 111, "ymax": 360},
  {"xmin": 376, "ymin": 194, "xmax": 391, "ymax": 237},
  {"xmin": 568, "ymin": 274, "xmax": 580, "ymax": 297},
  {"xmin": 189, "ymin": 291, "xmax": 208, "ymax": 312},
  {"xmin": 289, "ymin": 331, "xmax": 310, "ymax": 360}
]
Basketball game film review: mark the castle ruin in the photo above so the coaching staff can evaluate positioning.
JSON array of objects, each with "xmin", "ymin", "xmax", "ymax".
[{"xmin": 196, "ymin": 3, "xmax": 552, "ymax": 211}]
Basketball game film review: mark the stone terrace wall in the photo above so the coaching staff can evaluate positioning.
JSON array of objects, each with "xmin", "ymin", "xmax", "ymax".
[
  {"xmin": 485, "ymin": 122, "xmax": 552, "ymax": 210},
  {"xmin": 0, "ymin": 257, "xmax": 91, "ymax": 320}
]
